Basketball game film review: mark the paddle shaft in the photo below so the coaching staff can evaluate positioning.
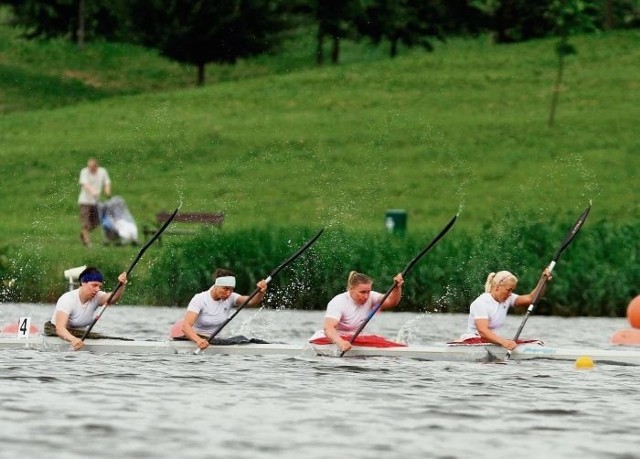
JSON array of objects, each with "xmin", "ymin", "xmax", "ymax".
[
  {"xmin": 340, "ymin": 214, "xmax": 457, "ymax": 357},
  {"xmin": 196, "ymin": 229, "xmax": 324, "ymax": 350},
  {"xmin": 80, "ymin": 207, "xmax": 179, "ymax": 341},
  {"xmin": 506, "ymin": 205, "xmax": 591, "ymax": 358},
  {"xmin": 509, "ymin": 267, "xmax": 552, "ymax": 345}
]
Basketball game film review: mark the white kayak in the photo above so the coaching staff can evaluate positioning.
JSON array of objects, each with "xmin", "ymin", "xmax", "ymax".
[{"xmin": 1, "ymin": 335, "xmax": 639, "ymax": 365}]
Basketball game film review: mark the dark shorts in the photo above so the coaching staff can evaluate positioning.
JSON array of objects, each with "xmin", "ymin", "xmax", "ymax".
[
  {"xmin": 43, "ymin": 321, "xmax": 130, "ymax": 340},
  {"xmin": 172, "ymin": 335, "xmax": 269, "ymax": 345},
  {"xmin": 44, "ymin": 321, "xmax": 88, "ymax": 338},
  {"xmin": 172, "ymin": 334, "xmax": 208, "ymax": 341},
  {"xmin": 79, "ymin": 204, "xmax": 99, "ymax": 230}
]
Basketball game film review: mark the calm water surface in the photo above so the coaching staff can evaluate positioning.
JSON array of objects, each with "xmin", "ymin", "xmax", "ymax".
[{"xmin": 1, "ymin": 304, "xmax": 639, "ymax": 459}]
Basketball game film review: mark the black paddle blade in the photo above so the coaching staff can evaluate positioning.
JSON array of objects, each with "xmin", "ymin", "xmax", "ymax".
[
  {"xmin": 268, "ymin": 228, "xmax": 324, "ymax": 279},
  {"xmin": 402, "ymin": 214, "xmax": 457, "ymax": 277},
  {"xmin": 552, "ymin": 204, "xmax": 591, "ymax": 262}
]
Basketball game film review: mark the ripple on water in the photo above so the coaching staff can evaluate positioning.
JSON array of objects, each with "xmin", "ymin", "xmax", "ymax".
[{"xmin": 1, "ymin": 307, "xmax": 640, "ymax": 459}]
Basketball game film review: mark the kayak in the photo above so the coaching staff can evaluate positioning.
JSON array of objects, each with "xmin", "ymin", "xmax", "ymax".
[{"xmin": 1, "ymin": 335, "xmax": 639, "ymax": 365}]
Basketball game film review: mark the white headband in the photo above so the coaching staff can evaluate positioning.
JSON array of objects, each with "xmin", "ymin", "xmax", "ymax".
[{"xmin": 214, "ymin": 276, "xmax": 236, "ymax": 288}]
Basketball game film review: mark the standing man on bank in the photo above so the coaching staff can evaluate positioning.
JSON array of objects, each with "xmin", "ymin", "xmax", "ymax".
[{"xmin": 78, "ymin": 157, "xmax": 111, "ymax": 247}]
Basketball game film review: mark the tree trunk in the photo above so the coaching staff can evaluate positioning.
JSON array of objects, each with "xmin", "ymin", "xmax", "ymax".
[
  {"xmin": 197, "ymin": 63, "xmax": 206, "ymax": 86},
  {"xmin": 390, "ymin": 38, "xmax": 398, "ymax": 58},
  {"xmin": 331, "ymin": 35, "xmax": 340, "ymax": 64},
  {"xmin": 316, "ymin": 27, "xmax": 324, "ymax": 65},
  {"xmin": 604, "ymin": 0, "xmax": 613, "ymax": 31},
  {"xmin": 77, "ymin": 0, "xmax": 86, "ymax": 48}
]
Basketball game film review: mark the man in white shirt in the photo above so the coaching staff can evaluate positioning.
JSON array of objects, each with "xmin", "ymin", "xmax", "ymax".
[{"xmin": 78, "ymin": 158, "xmax": 111, "ymax": 247}]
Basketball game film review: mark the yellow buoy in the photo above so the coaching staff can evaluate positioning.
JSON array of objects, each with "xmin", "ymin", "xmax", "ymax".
[{"xmin": 575, "ymin": 355, "xmax": 595, "ymax": 369}]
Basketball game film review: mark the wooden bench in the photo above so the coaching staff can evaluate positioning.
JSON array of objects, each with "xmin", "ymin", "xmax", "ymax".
[{"xmin": 143, "ymin": 211, "xmax": 224, "ymax": 243}]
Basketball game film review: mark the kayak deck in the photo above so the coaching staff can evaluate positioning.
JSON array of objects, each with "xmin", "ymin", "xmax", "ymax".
[{"xmin": 1, "ymin": 335, "xmax": 639, "ymax": 365}]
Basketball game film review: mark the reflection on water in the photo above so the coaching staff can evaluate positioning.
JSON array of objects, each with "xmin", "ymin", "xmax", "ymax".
[{"xmin": 1, "ymin": 304, "xmax": 639, "ymax": 459}]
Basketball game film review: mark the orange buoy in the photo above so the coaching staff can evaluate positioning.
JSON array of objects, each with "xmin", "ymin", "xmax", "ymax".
[{"xmin": 627, "ymin": 295, "xmax": 640, "ymax": 329}]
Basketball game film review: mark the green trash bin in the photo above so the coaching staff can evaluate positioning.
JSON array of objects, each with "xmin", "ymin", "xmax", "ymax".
[{"xmin": 385, "ymin": 209, "xmax": 407, "ymax": 235}]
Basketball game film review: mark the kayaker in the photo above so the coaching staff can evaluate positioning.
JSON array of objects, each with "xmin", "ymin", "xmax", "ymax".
[
  {"xmin": 458, "ymin": 268, "xmax": 553, "ymax": 350},
  {"xmin": 309, "ymin": 271, "xmax": 404, "ymax": 352},
  {"xmin": 44, "ymin": 267, "xmax": 128, "ymax": 350},
  {"xmin": 172, "ymin": 268, "xmax": 268, "ymax": 350}
]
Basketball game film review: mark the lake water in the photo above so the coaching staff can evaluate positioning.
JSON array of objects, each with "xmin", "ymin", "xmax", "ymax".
[{"xmin": 1, "ymin": 303, "xmax": 639, "ymax": 459}]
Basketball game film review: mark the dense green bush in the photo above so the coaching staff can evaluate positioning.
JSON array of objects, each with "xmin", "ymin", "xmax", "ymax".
[
  {"xmin": 0, "ymin": 215, "xmax": 640, "ymax": 317},
  {"xmin": 0, "ymin": 244, "xmax": 47, "ymax": 303},
  {"xmin": 3, "ymin": 219, "xmax": 638, "ymax": 317},
  {"xmin": 138, "ymin": 217, "xmax": 640, "ymax": 316},
  {"xmin": 0, "ymin": 246, "xmax": 12, "ymax": 301},
  {"xmin": 0, "ymin": 243, "xmax": 144, "ymax": 304}
]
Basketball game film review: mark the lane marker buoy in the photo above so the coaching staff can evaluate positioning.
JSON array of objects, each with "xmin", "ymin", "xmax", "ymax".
[{"xmin": 575, "ymin": 355, "xmax": 594, "ymax": 369}]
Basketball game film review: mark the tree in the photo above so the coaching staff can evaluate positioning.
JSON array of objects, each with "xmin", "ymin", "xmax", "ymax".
[
  {"xmin": 1, "ymin": 0, "xmax": 131, "ymax": 45},
  {"xmin": 438, "ymin": 0, "xmax": 488, "ymax": 37},
  {"xmin": 546, "ymin": 0, "xmax": 598, "ymax": 127},
  {"xmin": 599, "ymin": 0, "xmax": 640, "ymax": 30},
  {"xmin": 356, "ymin": 0, "xmax": 446, "ymax": 58},
  {"xmin": 470, "ymin": 0, "xmax": 555, "ymax": 43},
  {"xmin": 313, "ymin": 0, "xmax": 361, "ymax": 65},
  {"xmin": 130, "ymin": 0, "xmax": 287, "ymax": 85}
]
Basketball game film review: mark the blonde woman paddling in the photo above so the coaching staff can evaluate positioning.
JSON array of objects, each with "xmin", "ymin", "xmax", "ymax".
[{"xmin": 459, "ymin": 268, "xmax": 552, "ymax": 350}]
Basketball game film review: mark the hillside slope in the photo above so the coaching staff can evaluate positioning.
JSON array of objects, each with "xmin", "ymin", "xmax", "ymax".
[{"xmin": 0, "ymin": 30, "xmax": 638, "ymax": 255}]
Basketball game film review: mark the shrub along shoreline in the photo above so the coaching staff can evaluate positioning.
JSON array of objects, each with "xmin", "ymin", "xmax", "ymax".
[{"xmin": 3, "ymin": 217, "xmax": 638, "ymax": 316}]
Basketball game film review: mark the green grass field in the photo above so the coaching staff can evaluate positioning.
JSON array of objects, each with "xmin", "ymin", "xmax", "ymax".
[{"xmin": 1, "ymin": 18, "xmax": 638, "ymax": 306}]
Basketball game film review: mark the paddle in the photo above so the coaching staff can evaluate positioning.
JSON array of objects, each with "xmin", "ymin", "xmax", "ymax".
[
  {"xmin": 193, "ymin": 228, "xmax": 325, "ymax": 354},
  {"xmin": 80, "ymin": 207, "xmax": 179, "ymax": 341},
  {"xmin": 505, "ymin": 204, "xmax": 591, "ymax": 360},
  {"xmin": 340, "ymin": 214, "xmax": 458, "ymax": 357}
]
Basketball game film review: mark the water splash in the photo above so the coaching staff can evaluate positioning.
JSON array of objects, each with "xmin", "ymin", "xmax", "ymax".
[{"xmin": 395, "ymin": 314, "xmax": 427, "ymax": 344}]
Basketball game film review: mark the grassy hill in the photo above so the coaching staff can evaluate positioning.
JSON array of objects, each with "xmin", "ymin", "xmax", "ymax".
[{"xmin": 0, "ymin": 19, "xmax": 638, "ymax": 305}]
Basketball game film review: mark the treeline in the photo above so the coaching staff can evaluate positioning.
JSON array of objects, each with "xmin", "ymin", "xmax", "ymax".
[
  {"xmin": 2, "ymin": 0, "xmax": 638, "ymax": 85},
  {"xmin": 3, "ymin": 217, "xmax": 639, "ymax": 316}
]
